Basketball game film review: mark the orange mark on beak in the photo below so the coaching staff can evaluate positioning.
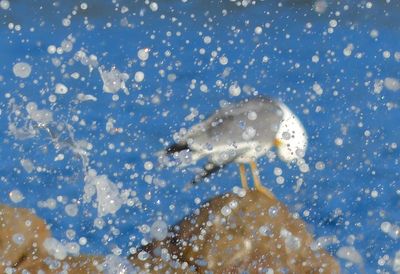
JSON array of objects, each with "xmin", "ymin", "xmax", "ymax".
[{"xmin": 274, "ymin": 138, "xmax": 283, "ymax": 147}]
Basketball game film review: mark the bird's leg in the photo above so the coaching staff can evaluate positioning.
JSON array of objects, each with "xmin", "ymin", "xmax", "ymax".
[
  {"xmin": 238, "ymin": 164, "xmax": 249, "ymax": 189},
  {"xmin": 249, "ymin": 161, "xmax": 275, "ymax": 200}
]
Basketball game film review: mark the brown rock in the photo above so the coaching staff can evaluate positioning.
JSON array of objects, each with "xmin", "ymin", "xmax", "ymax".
[
  {"xmin": 0, "ymin": 204, "xmax": 102, "ymax": 273},
  {"xmin": 131, "ymin": 190, "xmax": 340, "ymax": 273},
  {"xmin": 0, "ymin": 204, "xmax": 50, "ymax": 272},
  {"xmin": 0, "ymin": 190, "xmax": 340, "ymax": 273}
]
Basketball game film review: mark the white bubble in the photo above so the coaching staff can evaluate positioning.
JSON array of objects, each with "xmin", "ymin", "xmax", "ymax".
[
  {"xmin": 79, "ymin": 237, "xmax": 87, "ymax": 245},
  {"xmin": 13, "ymin": 62, "xmax": 32, "ymax": 78},
  {"xmin": 295, "ymin": 148, "xmax": 306, "ymax": 158},
  {"xmin": 247, "ymin": 111, "xmax": 257, "ymax": 120},
  {"xmin": 229, "ymin": 83, "xmax": 241, "ymax": 96},
  {"xmin": 337, "ymin": 246, "xmax": 363, "ymax": 266},
  {"xmin": 144, "ymin": 161, "xmax": 153, "ymax": 171},
  {"xmin": 383, "ymin": 50, "xmax": 391, "ymax": 59},
  {"xmin": 311, "ymin": 236, "xmax": 339, "ymax": 251},
  {"xmin": 137, "ymin": 48, "xmax": 149, "ymax": 61},
  {"xmin": 280, "ymin": 229, "xmax": 301, "ymax": 251},
  {"xmin": 12, "ymin": 233, "xmax": 25, "ymax": 245},
  {"xmin": 26, "ymin": 103, "xmax": 53, "ymax": 125},
  {"xmin": 200, "ymin": 84, "xmax": 208, "ymax": 93},
  {"xmin": 43, "ymin": 238, "xmax": 67, "ymax": 260},
  {"xmin": 370, "ymin": 29, "xmax": 379, "ymax": 38},
  {"xmin": 121, "ymin": 6, "xmax": 129, "ymax": 14},
  {"xmin": 314, "ymin": 0, "xmax": 328, "ymax": 13},
  {"xmin": 61, "ymin": 38, "xmax": 74, "ymax": 53},
  {"xmin": 167, "ymin": 73, "xmax": 176, "ymax": 82},
  {"xmin": 312, "ymin": 55, "xmax": 319, "ymax": 63},
  {"xmin": 203, "ymin": 36, "xmax": 212, "ymax": 44},
  {"xmin": 242, "ymin": 126, "xmax": 256, "ymax": 140},
  {"xmin": 99, "ymin": 67, "xmax": 129, "ymax": 93},
  {"xmin": 315, "ymin": 161, "xmax": 325, "ymax": 170},
  {"xmin": 259, "ymin": 225, "xmax": 272, "ymax": 236},
  {"xmin": 134, "ymin": 71, "xmax": 145, "ymax": 82},
  {"xmin": 47, "ymin": 45, "xmax": 56, "ymax": 54},
  {"xmin": 103, "ymin": 255, "xmax": 135, "ymax": 274},
  {"xmin": 139, "ymin": 224, "xmax": 150, "ymax": 234},
  {"xmin": 268, "ymin": 206, "xmax": 278, "ymax": 217},
  {"xmin": 329, "ymin": 19, "xmax": 337, "ymax": 28},
  {"xmin": 94, "ymin": 218, "xmax": 105, "ymax": 229},
  {"xmin": 80, "ymin": 2, "xmax": 88, "ymax": 10},
  {"xmin": 62, "ymin": 18, "xmax": 71, "ymax": 27},
  {"xmin": 312, "ymin": 82, "xmax": 323, "ymax": 95},
  {"xmin": 276, "ymin": 176, "xmax": 285, "ymax": 185},
  {"xmin": 85, "ymin": 174, "xmax": 122, "ymax": 217},
  {"xmin": 54, "ymin": 154, "xmax": 64, "ymax": 161},
  {"xmin": 219, "ymin": 56, "xmax": 228, "ymax": 65},
  {"xmin": 254, "ymin": 26, "xmax": 263, "ymax": 34},
  {"xmin": 229, "ymin": 200, "xmax": 238, "ymax": 209},
  {"xmin": 55, "ymin": 83, "xmax": 69, "ymax": 94},
  {"xmin": 49, "ymin": 94, "xmax": 57, "ymax": 103},
  {"xmin": 335, "ymin": 137, "xmax": 343, "ymax": 146},
  {"xmin": 149, "ymin": 2, "xmax": 158, "ymax": 12},
  {"xmin": 66, "ymin": 242, "xmax": 80, "ymax": 256},
  {"xmin": 65, "ymin": 204, "xmax": 78, "ymax": 217},
  {"xmin": 343, "ymin": 44, "xmax": 354, "ymax": 57},
  {"xmin": 395, "ymin": 52, "xmax": 400, "ymax": 62},
  {"xmin": 66, "ymin": 229, "xmax": 76, "ymax": 240},
  {"xmin": 384, "ymin": 77, "xmax": 400, "ymax": 91},
  {"xmin": 20, "ymin": 158, "xmax": 34, "ymax": 173},
  {"xmin": 150, "ymin": 220, "xmax": 168, "ymax": 241},
  {"xmin": 138, "ymin": 251, "xmax": 149, "ymax": 261},
  {"xmin": 9, "ymin": 189, "xmax": 24, "ymax": 203},
  {"xmin": 380, "ymin": 222, "xmax": 399, "ymax": 240},
  {"xmin": 299, "ymin": 162, "xmax": 310, "ymax": 173},
  {"xmin": 221, "ymin": 205, "xmax": 232, "ymax": 216},
  {"xmin": 273, "ymin": 167, "xmax": 282, "ymax": 176},
  {"xmin": 0, "ymin": 0, "xmax": 10, "ymax": 10}
]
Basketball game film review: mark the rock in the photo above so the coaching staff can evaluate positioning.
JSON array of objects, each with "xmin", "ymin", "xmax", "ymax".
[
  {"xmin": 130, "ymin": 190, "xmax": 340, "ymax": 273},
  {"xmin": 0, "ymin": 190, "xmax": 340, "ymax": 273},
  {"xmin": 0, "ymin": 204, "xmax": 50, "ymax": 272},
  {"xmin": 0, "ymin": 204, "xmax": 102, "ymax": 273}
]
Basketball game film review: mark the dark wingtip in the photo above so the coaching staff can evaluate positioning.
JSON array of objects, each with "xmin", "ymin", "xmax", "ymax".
[{"xmin": 165, "ymin": 142, "xmax": 189, "ymax": 154}]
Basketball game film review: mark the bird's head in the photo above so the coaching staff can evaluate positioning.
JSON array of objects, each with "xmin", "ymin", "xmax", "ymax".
[{"xmin": 274, "ymin": 103, "xmax": 308, "ymax": 163}]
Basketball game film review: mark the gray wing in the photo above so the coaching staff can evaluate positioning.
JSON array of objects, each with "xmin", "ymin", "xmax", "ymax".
[{"xmin": 186, "ymin": 97, "xmax": 283, "ymax": 154}]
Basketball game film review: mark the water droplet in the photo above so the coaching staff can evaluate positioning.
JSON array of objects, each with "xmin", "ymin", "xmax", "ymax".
[
  {"xmin": 229, "ymin": 83, "xmax": 241, "ymax": 96},
  {"xmin": 268, "ymin": 206, "xmax": 278, "ymax": 217},
  {"xmin": 221, "ymin": 205, "xmax": 232, "ymax": 217},
  {"xmin": 12, "ymin": 233, "xmax": 25, "ymax": 245},
  {"xmin": 150, "ymin": 220, "xmax": 168, "ymax": 241},
  {"xmin": 55, "ymin": 83, "xmax": 69, "ymax": 94},
  {"xmin": 9, "ymin": 189, "xmax": 24, "ymax": 203},
  {"xmin": 13, "ymin": 62, "xmax": 32, "ymax": 78}
]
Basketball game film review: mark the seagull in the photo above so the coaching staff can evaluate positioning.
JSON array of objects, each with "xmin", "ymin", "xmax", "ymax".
[{"xmin": 160, "ymin": 97, "xmax": 308, "ymax": 199}]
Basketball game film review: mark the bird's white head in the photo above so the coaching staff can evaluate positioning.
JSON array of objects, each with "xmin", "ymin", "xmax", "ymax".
[{"xmin": 274, "ymin": 102, "xmax": 308, "ymax": 163}]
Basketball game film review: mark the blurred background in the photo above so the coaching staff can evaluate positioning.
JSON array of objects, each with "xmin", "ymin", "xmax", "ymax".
[{"xmin": 0, "ymin": 0, "xmax": 399, "ymax": 272}]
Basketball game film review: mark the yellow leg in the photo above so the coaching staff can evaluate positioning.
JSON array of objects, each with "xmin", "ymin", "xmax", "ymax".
[
  {"xmin": 239, "ymin": 164, "xmax": 249, "ymax": 189},
  {"xmin": 249, "ymin": 161, "xmax": 275, "ymax": 200}
]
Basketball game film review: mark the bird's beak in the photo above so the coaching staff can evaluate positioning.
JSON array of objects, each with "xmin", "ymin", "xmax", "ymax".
[{"xmin": 274, "ymin": 138, "xmax": 283, "ymax": 147}]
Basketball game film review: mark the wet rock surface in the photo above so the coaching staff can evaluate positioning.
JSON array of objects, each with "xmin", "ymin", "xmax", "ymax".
[
  {"xmin": 130, "ymin": 190, "xmax": 340, "ymax": 273},
  {"xmin": 0, "ymin": 190, "xmax": 340, "ymax": 273},
  {"xmin": 0, "ymin": 204, "xmax": 101, "ymax": 273}
]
